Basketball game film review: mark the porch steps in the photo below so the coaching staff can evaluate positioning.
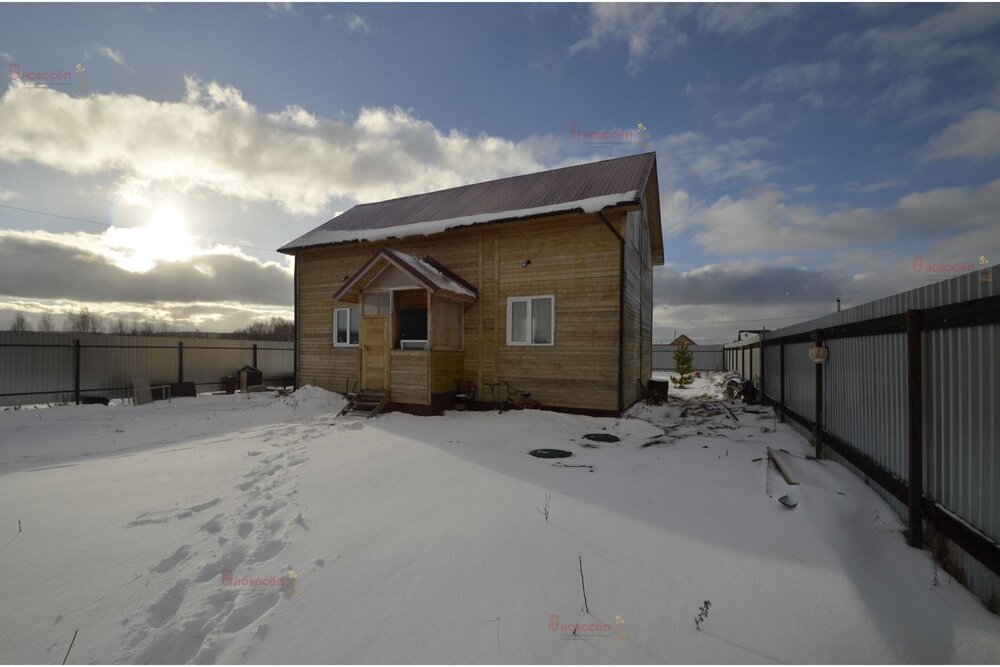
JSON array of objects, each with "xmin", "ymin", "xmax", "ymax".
[{"xmin": 339, "ymin": 390, "xmax": 390, "ymax": 419}]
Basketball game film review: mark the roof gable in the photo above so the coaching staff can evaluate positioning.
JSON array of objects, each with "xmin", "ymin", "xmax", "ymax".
[{"xmin": 332, "ymin": 247, "xmax": 478, "ymax": 304}]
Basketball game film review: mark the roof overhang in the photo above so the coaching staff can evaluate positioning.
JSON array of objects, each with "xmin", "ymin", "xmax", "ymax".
[
  {"xmin": 278, "ymin": 192, "xmax": 642, "ymax": 255},
  {"xmin": 332, "ymin": 247, "xmax": 479, "ymax": 304},
  {"xmin": 641, "ymin": 156, "xmax": 664, "ymax": 266}
]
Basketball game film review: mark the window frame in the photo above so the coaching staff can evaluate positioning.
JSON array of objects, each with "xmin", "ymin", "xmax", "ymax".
[
  {"xmin": 332, "ymin": 307, "xmax": 360, "ymax": 348},
  {"xmin": 505, "ymin": 295, "xmax": 555, "ymax": 347}
]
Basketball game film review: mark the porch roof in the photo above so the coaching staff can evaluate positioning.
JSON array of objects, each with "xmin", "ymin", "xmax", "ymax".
[{"xmin": 333, "ymin": 247, "xmax": 478, "ymax": 304}]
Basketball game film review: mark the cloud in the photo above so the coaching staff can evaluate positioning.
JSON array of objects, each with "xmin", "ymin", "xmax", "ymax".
[
  {"xmin": 0, "ymin": 298, "xmax": 291, "ymax": 333},
  {"xmin": 712, "ymin": 102, "xmax": 774, "ymax": 130},
  {"xmin": 866, "ymin": 74, "xmax": 931, "ymax": 117},
  {"xmin": 660, "ymin": 187, "xmax": 694, "ymax": 236},
  {"xmin": 95, "ymin": 46, "xmax": 131, "ymax": 71},
  {"xmin": 0, "ymin": 52, "xmax": 13, "ymax": 62},
  {"xmin": 691, "ymin": 178, "xmax": 1000, "ymax": 254},
  {"xmin": 345, "ymin": 13, "xmax": 373, "ymax": 33},
  {"xmin": 0, "ymin": 79, "xmax": 544, "ymax": 215},
  {"xmin": 266, "ymin": 3, "xmax": 296, "ymax": 17},
  {"xmin": 743, "ymin": 59, "xmax": 842, "ymax": 92},
  {"xmin": 570, "ymin": 3, "xmax": 797, "ymax": 74},
  {"xmin": 569, "ymin": 4, "xmax": 685, "ymax": 75},
  {"xmin": 0, "ymin": 229, "xmax": 291, "ymax": 313},
  {"xmin": 0, "ymin": 188, "xmax": 17, "ymax": 201},
  {"xmin": 832, "ymin": 4, "xmax": 1000, "ymax": 72},
  {"xmin": 793, "ymin": 184, "xmax": 816, "ymax": 194},
  {"xmin": 654, "ymin": 261, "xmax": 842, "ymax": 307},
  {"xmin": 649, "ymin": 261, "xmax": 850, "ymax": 343},
  {"xmin": 845, "ymin": 178, "xmax": 907, "ymax": 193},
  {"xmin": 923, "ymin": 108, "xmax": 1000, "ymax": 161},
  {"xmin": 656, "ymin": 132, "xmax": 780, "ymax": 184},
  {"xmin": 694, "ymin": 3, "xmax": 797, "ymax": 37}
]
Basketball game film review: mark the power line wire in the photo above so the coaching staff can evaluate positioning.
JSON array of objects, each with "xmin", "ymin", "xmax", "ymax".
[{"xmin": 0, "ymin": 202, "xmax": 278, "ymax": 254}]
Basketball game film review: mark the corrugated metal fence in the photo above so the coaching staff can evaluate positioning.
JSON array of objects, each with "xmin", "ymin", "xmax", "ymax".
[
  {"xmin": 652, "ymin": 344, "xmax": 725, "ymax": 371},
  {"xmin": 724, "ymin": 267, "xmax": 999, "ymax": 605},
  {"xmin": 0, "ymin": 332, "xmax": 294, "ymax": 406}
]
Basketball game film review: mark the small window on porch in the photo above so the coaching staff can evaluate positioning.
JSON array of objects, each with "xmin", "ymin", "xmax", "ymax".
[
  {"xmin": 362, "ymin": 291, "xmax": 390, "ymax": 315},
  {"xmin": 333, "ymin": 307, "xmax": 359, "ymax": 347}
]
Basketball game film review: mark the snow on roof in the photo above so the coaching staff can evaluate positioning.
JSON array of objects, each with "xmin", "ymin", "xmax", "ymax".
[
  {"xmin": 385, "ymin": 249, "xmax": 477, "ymax": 299},
  {"xmin": 279, "ymin": 152, "xmax": 655, "ymax": 253},
  {"xmin": 281, "ymin": 191, "xmax": 638, "ymax": 252}
]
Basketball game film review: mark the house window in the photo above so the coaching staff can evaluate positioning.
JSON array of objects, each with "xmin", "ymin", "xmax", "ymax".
[
  {"xmin": 333, "ymin": 307, "xmax": 359, "ymax": 347},
  {"xmin": 506, "ymin": 295, "xmax": 554, "ymax": 346}
]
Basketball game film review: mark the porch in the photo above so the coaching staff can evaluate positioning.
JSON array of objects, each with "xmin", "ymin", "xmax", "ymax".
[{"xmin": 333, "ymin": 247, "xmax": 477, "ymax": 412}]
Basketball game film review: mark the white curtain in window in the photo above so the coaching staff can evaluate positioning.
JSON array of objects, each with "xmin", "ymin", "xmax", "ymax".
[
  {"xmin": 510, "ymin": 300, "xmax": 528, "ymax": 343},
  {"xmin": 531, "ymin": 297, "xmax": 552, "ymax": 344},
  {"xmin": 349, "ymin": 310, "xmax": 359, "ymax": 344},
  {"xmin": 335, "ymin": 309, "xmax": 349, "ymax": 344}
]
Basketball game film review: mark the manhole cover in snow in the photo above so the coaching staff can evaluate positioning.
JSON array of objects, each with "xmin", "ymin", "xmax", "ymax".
[
  {"xmin": 528, "ymin": 449, "xmax": 573, "ymax": 459},
  {"xmin": 582, "ymin": 433, "xmax": 620, "ymax": 443}
]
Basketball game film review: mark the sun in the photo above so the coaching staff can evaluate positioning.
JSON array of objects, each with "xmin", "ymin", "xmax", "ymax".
[
  {"xmin": 139, "ymin": 205, "xmax": 197, "ymax": 262},
  {"xmin": 107, "ymin": 205, "xmax": 198, "ymax": 272}
]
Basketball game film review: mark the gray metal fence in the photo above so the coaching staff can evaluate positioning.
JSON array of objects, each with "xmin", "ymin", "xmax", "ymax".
[
  {"xmin": 724, "ymin": 267, "xmax": 999, "ymax": 605},
  {"xmin": 652, "ymin": 344, "xmax": 725, "ymax": 371},
  {"xmin": 0, "ymin": 331, "xmax": 294, "ymax": 406}
]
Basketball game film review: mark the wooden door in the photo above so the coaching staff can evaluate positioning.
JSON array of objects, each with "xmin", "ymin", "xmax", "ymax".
[{"xmin": 361, "ymin": 315, "xmax": 390, "ymax": 390}]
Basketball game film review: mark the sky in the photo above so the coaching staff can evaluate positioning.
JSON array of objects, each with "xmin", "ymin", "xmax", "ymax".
[{"xmin": 0, "ymin": 2, "xmax": 998, "ymax": 343}]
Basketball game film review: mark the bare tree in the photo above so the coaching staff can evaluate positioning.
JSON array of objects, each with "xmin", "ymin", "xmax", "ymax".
[
  {"xmin": 38, "ymin": 313, "xmax": 55, "ymax": 332},
  {"xmin": 232, "ymin": 317, "xmax": 294, "ymax": 341},
  {"xmin": 10, "ymin": 311, "xmax": 31, "ymax": 332},
  {"xmin": 64, "ymin": 307, "xmax": 103, "ymax": 334},
  {"xmin": 110, "ymin": 317, "xmax": 130, "ymax": 335}
]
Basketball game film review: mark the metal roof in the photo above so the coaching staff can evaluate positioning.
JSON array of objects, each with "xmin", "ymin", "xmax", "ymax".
[{"xmin": 280, "ymin": 152, "xmax": 658, "ymax": 253}]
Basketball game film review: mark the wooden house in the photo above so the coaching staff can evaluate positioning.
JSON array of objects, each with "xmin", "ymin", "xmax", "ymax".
[{"xmin": 278, "ymin": 152, "xmax": 663, "ymax": 416}]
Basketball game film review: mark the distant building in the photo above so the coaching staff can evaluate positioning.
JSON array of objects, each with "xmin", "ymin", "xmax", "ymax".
[{"xmin": 670, "ymin": 334, "xmax": 697, "ymax": 346}]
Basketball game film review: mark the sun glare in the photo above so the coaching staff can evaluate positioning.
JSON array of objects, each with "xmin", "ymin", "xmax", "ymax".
[
  {"xmin": 107, "ymin": 205, "xmax": 198, "ymax": 272},
  {"xmin": 143, "ymin": 206, "xmax": 197, "ymax": 262}
]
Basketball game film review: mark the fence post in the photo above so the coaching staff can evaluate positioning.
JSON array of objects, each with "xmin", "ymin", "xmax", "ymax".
[
  {"xmin": 252, "ymin": 343, "xmax": 258, "ymax": 369},
  {"xmin": 906, "ymin": 309, "xmax": 924, "ymax": 548},
  {"xmin": 813, "ymin": 329, "xmax": 823, "ymax": 459},
  {"xmin": 759, "ymin": 334, "xmax": 766, "ymax": 404},
  {"xmin": 778, "ymin": 338, "xmax": 786, "ymax": 423},
  {"xmin": 178, "ymin": 342, "xmax": 184, "ymax": 383},
  {"xmin": 74, "ymin": 338, "xmax": 81, "ymax": 405}
]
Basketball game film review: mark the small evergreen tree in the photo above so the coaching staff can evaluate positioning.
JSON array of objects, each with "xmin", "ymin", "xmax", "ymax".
[{"xmin": 671, "ymin": 341, "xmax": 695, "ymax": 387}]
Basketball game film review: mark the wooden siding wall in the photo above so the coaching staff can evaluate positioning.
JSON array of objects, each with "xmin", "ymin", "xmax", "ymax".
[
  {"xmin": 389, "ymin": 350, "xmax": 429, "ymax": 404},
  {"xmin": 621, "ymin": 209, "xmax": 653, "ymax": 408},
  {"xmin": 431, "ymin": 296, "xmax": 463, "ymax": 351},
  {"xmin": 430, "ymin": 350, "xmax": 464, "ymax": 395},
  {"xmin": 297, "ymin": 245, "xmax": 365, "ymax": 394},
  {"xmin": 295, "ymin": 213, "xmax": 623, "ymax": 412}
]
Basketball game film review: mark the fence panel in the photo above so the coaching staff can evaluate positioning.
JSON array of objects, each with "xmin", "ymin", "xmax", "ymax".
[
  {"xmin": 724, "ymin": 266, "xmax": 998, "ymax": 603},
  {"xmin": 0, "ymin": 332, "xmax": 293, "ymax": 406}
]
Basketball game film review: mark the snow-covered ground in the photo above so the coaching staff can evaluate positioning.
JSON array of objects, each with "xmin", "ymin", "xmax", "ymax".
[
  {"xmin": 652, "ymin": 370, "xmax": 729, "ymax": 400},
  {"xmin": 1, "ymin": 386, "xmax": 998, "ymax": 663}
]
